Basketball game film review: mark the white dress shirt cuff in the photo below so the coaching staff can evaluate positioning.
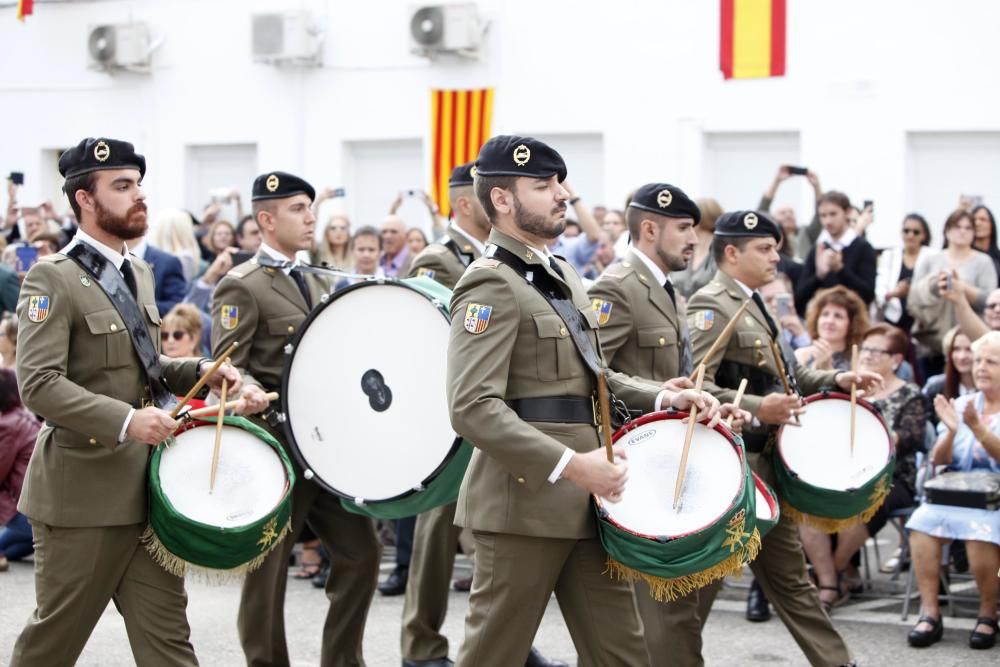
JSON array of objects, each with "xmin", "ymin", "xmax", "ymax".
[
  {"xmin": 654, "ymin": 389, "xmax": 671, "ymax": 412},
  {"xmin": 548, "ymin": 447, "xmax": 576, "ymax": 483},
  {"xmin": 119, "ymin": 407, "xmax": 136, "ymax": 443}
]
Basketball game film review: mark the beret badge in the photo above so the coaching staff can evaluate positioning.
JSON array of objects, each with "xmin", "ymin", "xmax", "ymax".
[
  {"xmin": 657, "ymin": 189, "xmax": 673, "ymax": 209},
  {"xmin": 266, "ymin": 174, "xmax": 280, "ymax": 192},
  {"xmin": 93, "ymin": 141, "xmax": 111, "ymax": 163},
  {"xmin": 512, "ymin": 144, "xmax": 531, "ymax": 167},
  {"xmin": 744, "ymin": 212, "xmax": 758, "ymax": 230}
]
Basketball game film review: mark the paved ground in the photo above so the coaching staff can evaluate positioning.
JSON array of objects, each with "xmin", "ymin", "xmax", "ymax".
[{"xmin": 0, "ymin": 533, "xmax": 993, "ymax": 666}]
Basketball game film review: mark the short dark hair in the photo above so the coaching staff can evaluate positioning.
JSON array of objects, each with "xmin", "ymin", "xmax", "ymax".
[
  {"xmin": 236, "ymin": 214, "xmax": 256, "ymax": 238},
  {"xmin": 0, "ymin": 367, "xmax": 21, "ymax": 413},
  {"xmin": 863, "ymin": 323, "xmax": 907, "ymax": 356},
  {"xmin": 712, "ymin": 235, "xmax": 755, "ymax": 264},
  {"xmin": 251, "ymin": 200, "xmax": 277, "ymax": 225},
  {"xmin": 818, "ymin": 190, "xmax": 851, "ymax": 212},
  {"xmin": 474, "ymin": 174, "xmax": 517, "ymax": 223},
  {"xmin": 941, "ymin": 209, "xmax": 972, "ymax": 249},
  {"xmin": 62, "ymin": 171, "xmax": 98, "ymax": 222},
  {"xmin": 30, "ymin": 232, "xmax": 62, "ymax": 251},
  {"xmin": 351, "ymin": 225, "xmax": 382, "ymax": 250},
  {"xmin": 625, "ymin": 206, "xmax": 665, "ymax": 241}
]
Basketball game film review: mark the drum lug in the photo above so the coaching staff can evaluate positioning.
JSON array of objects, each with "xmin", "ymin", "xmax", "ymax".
[
  {"xmin": 284, "ymin": 343, "xmax": 294, "ymax": 355},
  {"xmin": 354, "ymin": 497, "xmax": 366, "ymax": 506},
  {"xmin": 413, "ymin": 483, "xmax": 425, "ymax": 492},
  {"xmin": 320, "ymin": 293, "xmax": 330, "ymax": 303},
  {"xmin": 276, "ymin": 412, "xmax": 287, "ymax": 424},
  {"xmin": 304, "ymin": 468, "xmax": 315, "ymax": 480}
]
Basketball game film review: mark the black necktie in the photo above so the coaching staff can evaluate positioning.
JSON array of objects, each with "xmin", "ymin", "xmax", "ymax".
[
  {"xmin": 663, "ymin": 280, "xmax": 677, "ymax": 308},
  {"xmin": 549, "ymin": 257, "xmax": 566, "ymax": 280},
  {"xmin": 290, "ymin": 267, "xmax": 313, "ymax": 309},
  {"xmin": 664, "ymin": 280, "xmax": 693, "ymax": 376},
  {"xmin": 121, "ymin": 260, "xmax": 138, "ymax": 300},
  {"xmin": 752, "ymin": 291, "xmax": 779, "ymax": 338}
]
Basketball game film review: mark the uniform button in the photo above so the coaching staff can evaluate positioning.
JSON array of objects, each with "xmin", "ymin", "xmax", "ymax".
[
  {"xmin": 110, "ymin": 323, "xmax": 118, "ymax": 332},
  {"xmin": 88, "ymin": 437, "xmax": 97, "ymax": 445},
  {"xmin": 516, "ymin": 476, "xmax": 526, "ymax": 484},
  {"xmin": 755, "ymin": 339, "xmax": 762, "ymax": 347},
  {"xmin": 287, "ymin": 325, "xmax": 294, "ymax": 333},
  {"xmin": 658, "ymin": 337, "xmax": 665, "ymax": 346},
  {"xmin": 559, "ymin": 327, "xmax": 567, "ymax": 336}
]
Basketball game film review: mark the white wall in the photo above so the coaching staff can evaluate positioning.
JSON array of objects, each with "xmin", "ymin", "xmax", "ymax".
[{"xmin": 2, "ymin": 0, "xmax": 999, "ymax": 249}]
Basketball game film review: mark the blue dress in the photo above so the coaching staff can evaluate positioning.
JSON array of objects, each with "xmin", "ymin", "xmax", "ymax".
[{"xmin": 906, "ymin": 392, "xmax": 1000, "ymax": 546}]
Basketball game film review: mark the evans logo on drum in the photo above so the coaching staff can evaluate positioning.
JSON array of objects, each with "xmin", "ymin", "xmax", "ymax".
[
  {"xmin": 361, "ymin": 369, "xmax": 393, "ymax": 412},
  {"xmin": 627, "ymin": 429, "xmax": 656, "ymax": 446}
]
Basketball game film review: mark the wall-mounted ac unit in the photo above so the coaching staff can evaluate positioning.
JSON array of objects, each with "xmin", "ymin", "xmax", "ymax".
[
  {"xmin": 252, "ymin": 12, "xmax": 323, "ymax": 66},
  {"xmin": 410, "ymin": 4, "xmax": 485, "ymax": 59},
  {"xmin": 88, "ymin": 23, "xmax": 152, "ymax": 72}
]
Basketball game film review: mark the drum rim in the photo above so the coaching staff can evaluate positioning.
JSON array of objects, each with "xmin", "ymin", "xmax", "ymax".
[
  {"xmin": 280, "ymin": 278, "xmax": 461, "ymax": 504},
  {"xmin": 752, "ymin": 471, "xmax": 778, "ymax": 521},
  {"xmin": 595, "ymin": 409, "xmax": 747, "ymax": 542}
]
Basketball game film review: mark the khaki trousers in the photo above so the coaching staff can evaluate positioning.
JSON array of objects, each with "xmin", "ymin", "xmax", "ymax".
[
  {"xmin": 456, "ymin": 532, "xmax": 649, "ymax": 667},
  {"xmin": 11, "ymin": 522, "xmax": 197, "ymax": 667},
  {"xmin": 237, "ymin": 473, "xmax": 381, "ymax": 667},
  {"xmin": 635, "ymin": 579, "xmax": 722, "ymax": 667}
]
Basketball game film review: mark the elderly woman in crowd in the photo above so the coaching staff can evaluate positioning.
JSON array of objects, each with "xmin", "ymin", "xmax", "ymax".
[
  {"xmin": 798, "ymin": 324, "xmax": 928, "ymax": 610},
  {"xmin": 923, "ymin": 327, "xmax": 975, "ymax": 423},
  {"xmin": 906, "ymin": 331, "xmax": 1000, "ymax": 650},
  {"xmin": 161, "ymin": 303, "xmax": 206, "ymax": 358},
  {"xmin": 312, "ymin": 214, "xmax": 353, "ymax": 270},
  {"xmin": 0, "ymin": 313, "xmax": 16, "ymax": 369},
  {"xmin": 0, "ymin": 368, "xmax": 41, "ymax": 572},
  {"xmin": 794, "ymin": 285, "xmax": 870, "ymax": 371}
]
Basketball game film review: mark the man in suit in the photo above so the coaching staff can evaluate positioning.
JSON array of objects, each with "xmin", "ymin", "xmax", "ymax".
[
  {"xmin": 214, "ymin": 171, "xmax": 382, "ymax": 667},
  {"xmin": 129, "ymin": 235, "xmax": 188, "ymax": 316},
  {"xmin": 446, "ymin": 136, "xmax": 721, "ymax": 666},
  {"xmin": 587, "ymin": 183, "xmax": 748, "ymax": 667},
  {"xmin": 686, "ymin": 210, "xmax": 882, "ymax": 667},
  {"xmin": 11, "ymin": 137, "xmax": 244, "ymax": 666}
]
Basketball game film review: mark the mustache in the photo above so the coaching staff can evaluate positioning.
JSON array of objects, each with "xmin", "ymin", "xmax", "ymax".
[
  {"xmin": 128, "ymin": 202, "xmax": 148, "ymax": 216},
  {"xmin": 553, "ymin": 204, "xmax": 567, "ymax": 215}
]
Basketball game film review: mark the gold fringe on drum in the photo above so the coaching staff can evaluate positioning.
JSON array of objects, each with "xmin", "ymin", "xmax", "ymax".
[
  {"xmin": 779, "ymin": 477, "xmax": 891, "ymax": 534},
  {"xmin": 604, "ymin": 528, "xmax": 762, "ymax": 602}
]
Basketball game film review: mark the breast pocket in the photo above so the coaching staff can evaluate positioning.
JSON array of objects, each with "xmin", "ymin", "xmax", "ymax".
[
  {"xmin": 638, "ymin": 327, "xmax": 677, "ymax": 377},
  {"xmin": 532, "ymin": 312, "xmax": 583, "ymax": 381},
  {"xmin": 144, "ymin": 303, "xmax": 162, "ymax": 352},
  {"xmin": 736, "ymin": 331, "xmax": 769, "ymax": 368},
  {"xmin": 266, "ymin": 314, "xmax": 304, "ymax": 338},
  {"xmin": 84, "ymin": 308, "xmax": 132, "ymax": 368}
]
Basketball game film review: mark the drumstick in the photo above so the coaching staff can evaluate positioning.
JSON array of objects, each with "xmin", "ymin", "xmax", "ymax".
[
  {"xmin": 673, "ymin": 364, "xmax": 706, "ymax": 510},
  {"xmin": 689, "ymin": 300, "xmax": 751, "ymax": 380},
  {"xmin": 725, "ymin": 378, "xmax": 749, "ymax": 428},
  {"xmin": 170, "ymin": 341, "xmax": 240, "ymax": 418},
  {"xmin": 209, "ymin": 375, "xmax": 228, "ymax": 494},
  {"xmin": 768, "ymin": 339, "xmax": 800, "ymax": 425},
  {"xmin": 850, "ymin": 343, "xmax": 859, "ymax": 457},
  {"xmin": 186, "ymin": 392, "xmax": 279, "ymax": 419},
  {"xmin": 596, "ymin": 373, "xmax": 615, "ymax": 463}
]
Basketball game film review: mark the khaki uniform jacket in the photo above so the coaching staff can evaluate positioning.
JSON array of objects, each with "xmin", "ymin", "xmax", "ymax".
[
  {"xmin": 212, "ymin": 252, "xmax": 329, "ymax": 392},
  {"xmin": 588, "ymin": 248, "xmax": 686, "ymax": 382},
  {"xmin": 15, "ymin": 251, "xmax": 200, "ymax": 527},
  {"xmin": 447, "ymin": 229, "xmax": 662, "ymax": 540},
  {"xmin": 686, "ymin": 270, "xmax": 837, "ymax": 427},
  {"xmin": 408, "ymin": 226, "xmax": 481, "ymax": 287}
]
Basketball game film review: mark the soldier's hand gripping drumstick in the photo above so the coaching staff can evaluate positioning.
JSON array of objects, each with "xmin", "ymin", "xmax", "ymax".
[{"xmin": 562, "ymin": 446, "xmax": 630, "ymax": 501}]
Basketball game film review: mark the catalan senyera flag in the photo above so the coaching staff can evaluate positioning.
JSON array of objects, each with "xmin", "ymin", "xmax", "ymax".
[
  {"xmin": 720, "ymin": 0, "xmax": 786, "ymax": 80},
  {"xmin": 431, "ymin": 88, "xmax": 494, "ymax": 218},
  {"xmin": 16, "ymin": 0, "xmax": 34, "ymax": 21}
]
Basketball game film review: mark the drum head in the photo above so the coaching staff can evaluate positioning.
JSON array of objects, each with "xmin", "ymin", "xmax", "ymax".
[
  {"xmin": 779, "ymin": 396, "xmax": 890, "ymax": 491},
  {"xmin": 159, "ymin": 425, "xmax": 287, "ymax": 527},
  {"xmin": 602, "ymin": 415, "xmax": 743, "ymax": 538},
  {"xmin": 284, "ymin": 282, "xmax": 455, "ymax": 502}
]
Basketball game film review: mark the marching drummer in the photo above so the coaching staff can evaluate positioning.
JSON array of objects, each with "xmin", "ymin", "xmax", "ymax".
[
  {"xmin": 686, "ymin": 210, "xmax": 882, "ymax": 667},
  {"xmin": 402, "ymin": 161, "xmax": 563, "ymax": 667},
  {"xmin": 446, "ymin": 135, "xmax": 720, "ymax": 666},
  {"xmin": 10, "ymin": 137, "xmax": 243, "ymax": 665},
  {"xmin": 212, "ymin": 172, "xmax": 382, "ymax": 666},
  {"xmin": 587, "ymin": 183, "xmax": 750, "ymax": 666}
]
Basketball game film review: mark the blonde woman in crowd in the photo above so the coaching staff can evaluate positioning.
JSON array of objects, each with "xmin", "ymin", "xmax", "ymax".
[
  {"xmin": 202, "ymin": 219, "xmax": 237, "ymax": 261},
  {"xmin": 160, "ymin": 304, "xmax": 205, "ymax": 358},
  {"xmin": 312, "ymin": 214, "xmax": 353, "ymax": 270},
  {"xmin": 150, "ymin": 209, "xmax": 203, "ymax": 284}
]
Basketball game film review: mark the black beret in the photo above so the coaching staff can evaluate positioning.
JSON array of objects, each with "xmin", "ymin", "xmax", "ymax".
[
  {"xmin": 627, "ymin": 183, "xmax": 701, "ymax": 225},
  {"xmin": 713, "ymin": 210, "xmax": 782, "ymax": 242},
  {"xmin": 252, "ymin": 171, "xmax": 315, "ymax": 202},
  {"xmin": 474, "ymin": 135, "xmax": 567, "ymax": 182},
  {"xmin": 449, "ymin": 161, "xmax": 477, "ymax": 187},
  {"xmin": 58, "ymin": 137, "xmax": 146, "ymax": 180}
]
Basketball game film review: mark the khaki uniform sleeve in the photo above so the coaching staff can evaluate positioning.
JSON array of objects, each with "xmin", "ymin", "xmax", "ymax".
[
  {"xmin": 587, "ymin": 277, "xmax": 632, "ymax": 365},
  {"xmin": 211, "ymin": 275, "xmax": 262, "ymax": 390},
  {"xmin": 605, "ymin": 369, "xmax": 662, "ymax": 412},
  {"xmin": 792, "ymin": 359, "xmax": 839, "ymax": 396},
  {"xmin": 447, "ymin": 266, "xmax": 566, "ymax": 490},
  {"xmin": 15, "ymin": 262, "xmax": 131, "ymax": 447},
  {"xmin": 160, "ymin": 356, "xmax": 202, "ymax": 395}
]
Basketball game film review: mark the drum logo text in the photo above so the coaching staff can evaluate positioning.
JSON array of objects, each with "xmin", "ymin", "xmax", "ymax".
[
  {"xmin": 464, "ymin": 303, "xmax": 492, "ymax": 334},
  {"xmin": 220, "ymin": 305, "xmax": 239, "ymax": 330},
  {"xmin": 27, "ymin": 295, "xmax": 50, "ymax": 323},
  {"xmin": 627, "ymin": 429, "xmax": 655, "ymax": 445}
]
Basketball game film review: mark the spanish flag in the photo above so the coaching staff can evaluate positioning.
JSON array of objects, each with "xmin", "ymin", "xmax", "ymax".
[
  {"xmin": 431, "ymin": 88, "xmax": 494, "ymax": 218},
  {"xmin": 720, "ymin": 0, "xmax": 786, "ymax": 79},
  {"xmin": 16, "ymin": 0, "xmax": 33, "ymax": 21}
]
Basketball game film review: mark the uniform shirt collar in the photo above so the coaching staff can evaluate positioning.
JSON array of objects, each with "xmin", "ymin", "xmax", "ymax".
[
  {"xmin": 259, "ymin": 241, "xmax": 298, "ymax": 275},
  {"xmin": 732, "ymin": 276, "xmax": 755, "ymax": 298},
  {"xmin": 450, "ymin": 222, "xmax": 486, "ymax": 256},
  {"xmin": 71, "ymin": 227, "xmax": 130, "ymax": 272},
  {"xmin": 632, "ymin": 247, "xmax": 669, "ymax": 286}
]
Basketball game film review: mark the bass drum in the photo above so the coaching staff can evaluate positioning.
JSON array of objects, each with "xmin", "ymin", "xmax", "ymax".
[{"xmin": 282, "ymin": 277, "xmax": 472, "ymax": 519}]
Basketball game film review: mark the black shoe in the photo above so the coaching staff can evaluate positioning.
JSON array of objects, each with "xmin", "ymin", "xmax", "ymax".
[
  {"xmin": 525, "ymin": 646, "xmax": 568, "ymax": 667},
  {"xmin": 402, "ymin": 659, "xmax": 454, "ymax": 667},
  {"xmin": 970, "ymin": 616, "xmax": 998, "ymax": 650},
  {"xmin": 746, "ymin": 579, "xmax": 771, "ymax": 622},
  {"xmin": 907, "ymin": 614, "xmax": 943, "ymax": 647},
  {"xmin": 311, "ymin": 564, "xmax": 329, "ymax": 589},
  {"xmin": 378, "ymin": 566, "xmax": 409, "ymax": 596}
]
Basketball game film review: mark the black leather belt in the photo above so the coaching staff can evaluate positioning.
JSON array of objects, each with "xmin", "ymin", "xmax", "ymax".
[
  {"xmin": 507, "ymin": 396, "xmax": 596, "ymax": 425},
  {"xmin": 743, "ymin": 430, "xmax": 777, "ymax": 454}
]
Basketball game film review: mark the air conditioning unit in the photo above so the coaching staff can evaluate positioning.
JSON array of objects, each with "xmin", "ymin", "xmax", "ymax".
[
  {"xmin": 410, "ymin": 4, "xmax": 484, "ymax": 59},
  {"xmin": 252, "ymin": 12, "xmax": 323, "ymax": 66},
  {"xmin": 87, "ymin": 23, "xmax": 152, "ymax": 72}
]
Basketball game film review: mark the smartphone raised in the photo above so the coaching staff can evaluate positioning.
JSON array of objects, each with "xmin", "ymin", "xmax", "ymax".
[
  {"xmin": 786, "ymin": 165, "xmax": 809, "ymax": 176},
  {"xmin": 15, "ymin": 245, "xmax": 38, "ymax": 272},
  {"xmin": 774, "ymin": 294, "xmax": 794, "ymax": 319},
  {"xmin": 9, "ymin": 171, "xmax": 24, "ymax": 186},
  {"xmin": 332, "ymin": 187, "xmax": 346, "ymax": 198}
]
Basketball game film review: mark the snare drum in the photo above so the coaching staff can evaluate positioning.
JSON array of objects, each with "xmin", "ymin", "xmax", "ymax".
[
  {"xmin": 143, "ymin": 416, "xmax": 295, "ymax": 575},
  {"xmin": 596, "ymin": 411, "xmax": 763, "ymax": 601},
  {"xmin": 282, "ymin": 276, "xmax": 472, "ymax": 520},
  {"xmin": 775, "ymin": 392, "xmax": 895, "ymax": 532},
  {"xmin": 753, "ymin": 472, "xmax": 780, "ymax": 539}
]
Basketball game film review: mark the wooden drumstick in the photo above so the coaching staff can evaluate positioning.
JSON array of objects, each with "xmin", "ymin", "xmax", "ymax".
[
  {"xmin": 850, "ymin": 343, "xmax": 858, "ymax": 457},
  {"xmin": 171, "ymin": 341, "xmax": 240, "ymax": 418},
  {"xmin": 187, "ymin": 392, "xmax": 279, "ymax": 419},
  {"xmin": 673, "ymin": 364, "xmax": 706, "ymax": 510},
  {"xmin": 689, "ymin": 300, "xmax": 751, "ymax": 380},
  {"xmin": 209, "ymin": 374, "xmax": 228, "ymax": 494},
  {"xmin": 726, "ymin": 378, "xmax": 749, "ymax": 429},
  {"xmin": 768, "ymin": 339, "xmax": 800, "ymax": 425},
  {"xmin": 596, "ymin": 373, "xmax": 615, "ymax": 463}
]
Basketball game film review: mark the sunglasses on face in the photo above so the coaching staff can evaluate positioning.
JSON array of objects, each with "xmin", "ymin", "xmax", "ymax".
[
  {"xmin": 902, "ymin": 228, "xmax": 923, "ymax": 236},
  {"xmin": 161, "ymin": 330, "xmax": 188, "ymax": 341}
]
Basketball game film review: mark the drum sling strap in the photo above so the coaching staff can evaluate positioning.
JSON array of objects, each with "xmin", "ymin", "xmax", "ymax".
[
  {"xmin": 66, "ymin": 243, "xmax": 177, "ymax": 410},
  {"xmin": 443, "ymin": 238, "xmax": 475, "ymax": 268}
]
